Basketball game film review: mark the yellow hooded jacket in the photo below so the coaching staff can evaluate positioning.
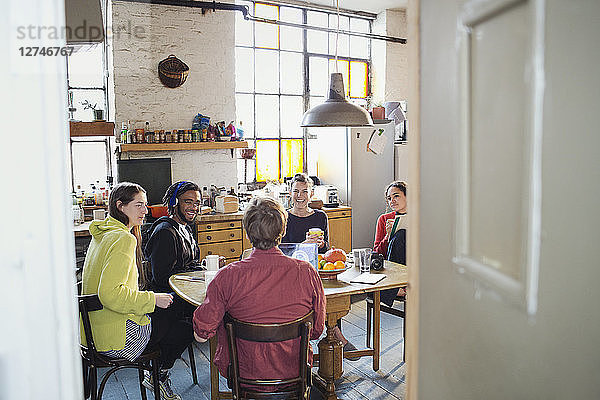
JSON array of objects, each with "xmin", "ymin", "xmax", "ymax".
[{"xmin": 81, "ymin": 216, "xmax": 155, "ymax": 351}]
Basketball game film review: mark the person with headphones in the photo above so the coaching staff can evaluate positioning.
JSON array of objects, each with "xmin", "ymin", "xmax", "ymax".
[{"xmin": 142, "ymin": 181, "xmax": 203, "ymax": 398}]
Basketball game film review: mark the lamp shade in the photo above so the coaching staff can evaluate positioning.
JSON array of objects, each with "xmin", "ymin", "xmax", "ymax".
[{"xmin": 301, "ymin": 72, "xmax": 373, "ymax": 127}]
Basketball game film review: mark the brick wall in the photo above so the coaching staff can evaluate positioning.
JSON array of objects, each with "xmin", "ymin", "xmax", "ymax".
[{"xmin": 111, "ymin": 2, "xmax": 238, "ymax": 188}]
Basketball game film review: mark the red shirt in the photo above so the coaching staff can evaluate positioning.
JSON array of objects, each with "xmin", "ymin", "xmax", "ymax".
[
  {"xmin": 192, "ymin": 247, "xmax": 326, "ymax": 380},
  {"xmin": 373, "ymin": 211, "xmax": 397, "ymax": 257}
]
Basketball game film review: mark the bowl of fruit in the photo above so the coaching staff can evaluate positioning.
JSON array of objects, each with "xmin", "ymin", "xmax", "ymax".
[{"xmin": 317, "ymin": 248, "xmax": 352, "ymax": 279}]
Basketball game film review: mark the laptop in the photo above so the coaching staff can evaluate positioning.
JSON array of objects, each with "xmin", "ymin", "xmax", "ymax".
[{"xmin": 278, "ymin": 243, "xmax": 319, "ymax": 269}]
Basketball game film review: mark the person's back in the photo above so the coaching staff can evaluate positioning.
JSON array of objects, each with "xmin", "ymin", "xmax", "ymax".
[{"xmin": 192, "ymin": 196, "xmax": 326, "ymax": 384}]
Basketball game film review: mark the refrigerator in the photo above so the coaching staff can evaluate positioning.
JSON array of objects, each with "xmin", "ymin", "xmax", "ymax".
[{"xmin": 316, "ymin": 122, "xmax": 397, "ymax": 249}]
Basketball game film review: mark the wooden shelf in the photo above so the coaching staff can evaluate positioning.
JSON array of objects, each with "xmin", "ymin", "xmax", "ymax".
[
  {"xmin": 119, "ymin": 141, "xmax": 249, "ymax": 152},
  {"xmin": 70, "ymin": 121, "xmax": 115, "ymax": 137}
]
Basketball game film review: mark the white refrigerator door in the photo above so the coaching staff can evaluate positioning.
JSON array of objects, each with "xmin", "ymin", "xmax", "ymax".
[{"xmin": 349, "ymin": 123, "xmax": 395, "ymax": 248}]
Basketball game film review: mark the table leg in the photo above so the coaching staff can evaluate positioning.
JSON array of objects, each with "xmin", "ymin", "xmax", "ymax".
[
  {"xmin": 209, "ymin": 336, "xmax": 219, "ymax": 400},
  {"xmin": 315, "ymin": 319, "xmax": 343, "ymax": 400},
  {"xmin": 373, "ymin": 290, "xmax": 381, "ymax": 371}
]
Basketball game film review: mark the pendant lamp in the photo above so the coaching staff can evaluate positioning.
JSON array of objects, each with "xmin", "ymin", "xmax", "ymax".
[
  {"xmin": 300, "ymin": 0, "xmax": 373, "ymax": 128},
  {"xmin": 300, "ymin": 72, "xmax": 373, "ymax": 127}
]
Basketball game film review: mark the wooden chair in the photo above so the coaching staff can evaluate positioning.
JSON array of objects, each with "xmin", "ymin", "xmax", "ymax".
[
  {"xmin": 78, "ymin": 294, "xmax": 162, "ymax": 400},
  {"xmin": 366, "ymin": 292, "xmax": 406, "ymax": 362},
  {"xmin": 224, "ymin": 311, "xmax": 314, "ymax": 400}
]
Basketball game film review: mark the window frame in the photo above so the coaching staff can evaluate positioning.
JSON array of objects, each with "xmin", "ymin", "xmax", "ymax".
[
  {"xmin": 66, "ymin": 0, "xmax": 112, "ymax": 193},
  {"xmin": 235, "ymin": 1, "xmax": 372, "ymax": 182}
]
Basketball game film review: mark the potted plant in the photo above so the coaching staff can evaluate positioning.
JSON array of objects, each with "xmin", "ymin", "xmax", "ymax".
[{"xmin": 81, "ymin": 100, "xmax": 105, "ymax": 121}]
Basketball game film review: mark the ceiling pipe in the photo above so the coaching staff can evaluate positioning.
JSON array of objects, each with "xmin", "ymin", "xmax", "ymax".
[{"xmin": 114, "ymin": 0, "xmax": 407, "ymax": 44}]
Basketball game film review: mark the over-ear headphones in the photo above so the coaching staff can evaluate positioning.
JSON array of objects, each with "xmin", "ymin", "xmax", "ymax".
[{"xmin": 169, "ymin": 181, "xmax": 188, "ymax": 207}]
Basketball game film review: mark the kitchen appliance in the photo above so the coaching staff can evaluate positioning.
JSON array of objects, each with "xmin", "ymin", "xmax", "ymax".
[
  {"xmin": 215, "ymin": 195, "xmax": 239, "ymax": 213},
  {"xmin": 313, "ymin": 185, "xmax": 340, "ymax": 206},
  {"xmin": 316, "ymin": 121, "xmax": 399, "ymax": 248}
]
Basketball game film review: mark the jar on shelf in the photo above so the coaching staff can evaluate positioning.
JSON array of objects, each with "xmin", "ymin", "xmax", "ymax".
[
  {"xmin": 135, "ymin": 129, "xmax": 145, "ymax": 143},
  {"xmin": 158, "ymin": 130, "xmax": 165, "ymax": 143}
]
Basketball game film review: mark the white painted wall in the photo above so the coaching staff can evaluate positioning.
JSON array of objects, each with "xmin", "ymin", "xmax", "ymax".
[
  {"xmin": 371, "ymin": 9, "xmax": 409, "ymax": 104},
  {"xmin": 111, "ymin": 2, "xmax": 238, "ymax": 187}
]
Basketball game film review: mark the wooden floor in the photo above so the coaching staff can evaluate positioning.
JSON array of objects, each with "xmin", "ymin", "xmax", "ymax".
[{"xmin": 97, "ymin": 298, "xmax": 406, "ymax": 400}]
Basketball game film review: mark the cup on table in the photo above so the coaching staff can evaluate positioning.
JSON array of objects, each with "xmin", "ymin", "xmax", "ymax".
[
  {"xmin": 204, "ymin": 270, "xmax": 217, "ymax": 286},
  {"xmin": 201, "ymin": 254, "xmax": 220, "ymax": 271},
  {"xmin": 353, "ymin": 248, "xmax": 372, "ymax": 274},
  {"xmin": 361, "ymin": 249, "xmax": 372, "ymax": 274},
  {"xmin": 308, "ymin": 227, "xmax": 324, "ymax": 237}
]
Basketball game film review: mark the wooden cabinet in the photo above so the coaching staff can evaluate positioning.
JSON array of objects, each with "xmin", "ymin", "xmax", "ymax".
[
  {"xmin": 196, "ymin": 215, "xmax": 247, "ymax": 266},
  {"xmin": 323, "ymin": 206, "xmax": 352, "ymax": 253}
]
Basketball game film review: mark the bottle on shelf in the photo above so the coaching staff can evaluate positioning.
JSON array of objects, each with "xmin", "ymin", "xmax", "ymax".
[
  {"xmin": 236, "ymin": 121, "xmax": 244, "ymax": 140},
  {"xmin": 202, "ymin": 186, "xmax": 210, "ymax": 206},
  {"xmin": 120, "ymin": 121, "xmax": 128, "ymax": 144}
]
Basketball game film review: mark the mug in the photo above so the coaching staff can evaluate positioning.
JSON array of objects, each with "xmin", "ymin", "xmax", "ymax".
[
  {"xmin": 204, "ymin": 270, "xmax": 217, "ymax": 286},
  {"xmin": 201, "ymin": 254, "xmax": 221, "ymax": 271}
]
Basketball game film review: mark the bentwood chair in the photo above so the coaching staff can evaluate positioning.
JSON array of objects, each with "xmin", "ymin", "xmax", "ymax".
[
  {"xmin": 366, "ymin": 292, "xmax": 407, "ymax": 362},
  {"xmin": 78, "ymin": 294, "xmax": 162, "ymax": 400},
  {"xmin": 224, "ymin": 311, "xmax": 314, "ymax": 400}
]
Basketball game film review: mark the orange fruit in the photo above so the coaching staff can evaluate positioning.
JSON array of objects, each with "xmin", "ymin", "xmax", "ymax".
[
  {"xmin": 318, "ymin": 254, "xmax": 324, "ymax": 263},
  {"xmin": 323, "ymin": 262, "xmax": 335, "ymax": 270},
  {"xmin": 333, "ymin": 260, "xmax": 345, "ymax": 270}
]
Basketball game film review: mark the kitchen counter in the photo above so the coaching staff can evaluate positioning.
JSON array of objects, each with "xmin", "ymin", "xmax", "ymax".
[{"xmin": 193, "ymin": 205, "xmax": 351, "ymax": 223}]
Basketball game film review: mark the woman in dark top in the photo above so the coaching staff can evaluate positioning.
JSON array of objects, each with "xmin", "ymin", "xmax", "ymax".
[
  {"xmin": 281, "ymin": 173, "xmax": 359, "ymax": 360},
  {"xmin": 281, "ymin": 173, "xmax": 329, "ymax": 253}
]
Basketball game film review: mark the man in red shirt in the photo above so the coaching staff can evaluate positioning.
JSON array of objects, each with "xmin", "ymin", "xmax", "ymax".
[{"xmin": 192, "ymin": 197, "xmax": 326, "ymax": 383}]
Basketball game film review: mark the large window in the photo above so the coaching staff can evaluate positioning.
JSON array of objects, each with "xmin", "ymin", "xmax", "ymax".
[
  {"xmin": 235, "ymin": 1, "xmax": 371, "ymax": 182},
  {"xmin": 67, "ymin": 43, "xmax": 112, "ymax": 193}
]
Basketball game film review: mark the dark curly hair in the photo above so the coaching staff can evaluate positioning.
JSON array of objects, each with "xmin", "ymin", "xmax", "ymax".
[{"xmin": 162, "ymin": 181, "xmax": 200, "ymax": 214}]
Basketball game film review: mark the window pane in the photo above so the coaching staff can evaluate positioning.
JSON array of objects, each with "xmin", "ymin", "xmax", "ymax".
[
  {"xmin": 235, "ymin": 93, "xmax": 254, "ymax": 138},
  {"xmin": 255, "ymin": 49, "xmax": 279, "ymax": 93},
  {"xmin": 256, "ymin": 139, "xmax": 280, "ymax": 181},
  {"xmin": 255, "ymin": 95, "xmax": 279, "ymax": 137},
  {"xmin": 68, "ymin": 45, "xmax": 104, "ymax": 88},
  {"xmin": 280, "ymin": 7, "xmax": 303, "ymax": 51},
  {"xmin": 72, "ymin": 141, "xmax": 108, "ymax": 190},
  {"xmin": 71, "ymin": 89, "xmax": 106, "ymax": 121},
  {"xmin": 238, "ymin": 140, "xmax": 256, "ymax": 183},
  {"xmin": 350, "ymin": 18, "xmax": 369, "ymax": 58},
  {"xmin": 306, "ymin": 137, "xmax": 319, "ymax": 175},
  {"xmin": 328, "ymin": 15, "xmax": 349, "ymax": 57},
  {"xmin": 280, "ymin": 96, "xmax": 303, "ymax": 138},
  {"xmin": 255, "ymin": 3, "xmax": 279, "ymax": 49},
  {"xmin": 328, "ymin": 59, "xmax": 349, "ymax": 96},
  {"xmin": 235, "ymin": 47, "xmax": 254, "ymax": 92},
  {"xmin": 309, "ymin": 57, "xmax": 329, "ymax": 97},
  {"xmin": 310, "ymin": 96, "xmax": 325, "ymax": 108},
  {"xmin": 280, "ymin": 51, "xmax": 303, "ymax": 95},
  {"xmin": 307, "ymin": 11, "xmax": 328, "ymax": 54},
  {"xmin": 235, "ymin": 1, "xmax": 254, "ymax": 46},
  {"xmin": 349, "ymin": 61, "xmax": 367, "ymax": 98},
  {"xmin": 281, "ymin": 139, "xmax": 303, "ymax": 179}
]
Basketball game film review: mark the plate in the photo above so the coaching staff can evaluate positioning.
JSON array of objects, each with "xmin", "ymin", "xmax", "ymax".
[{"xmin": 318, "ymin": 263, "xmax": 353, "ymax": 280}]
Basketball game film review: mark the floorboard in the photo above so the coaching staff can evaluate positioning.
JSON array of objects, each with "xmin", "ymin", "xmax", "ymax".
[{"xmin": 96, "ymin": 298, "xmax": 406, "ymax": 399}]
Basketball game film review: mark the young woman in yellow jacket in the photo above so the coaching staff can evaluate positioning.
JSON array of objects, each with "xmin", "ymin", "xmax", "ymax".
[{"xmin": 81, "ymin": 182, "xmax": 188, "ymax": 400}]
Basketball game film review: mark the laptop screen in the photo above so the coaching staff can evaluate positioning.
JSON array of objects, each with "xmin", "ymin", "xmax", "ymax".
[{"xmin": 278, "ymin": 243, "xmax": 319, "ymax": 269}]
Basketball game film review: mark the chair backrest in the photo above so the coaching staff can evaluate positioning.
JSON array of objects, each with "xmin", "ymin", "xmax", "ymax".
[
  {"xmin": 78, "ymin": 294, "xmax": 103, "ymax": 357},
  {"xmin": 224, "ymin": 310, "xmax": 314, "ymax": 399}
]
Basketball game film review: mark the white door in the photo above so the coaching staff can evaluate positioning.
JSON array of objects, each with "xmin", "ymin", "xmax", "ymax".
[{"xmin": 412, "ymin": 0, "xmax": 600, "ymax": 398}]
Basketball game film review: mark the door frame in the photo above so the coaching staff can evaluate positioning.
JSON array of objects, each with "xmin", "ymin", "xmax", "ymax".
[{"xmin": 406, "ymin": 0, "xmax": 420, "ymax": 399}]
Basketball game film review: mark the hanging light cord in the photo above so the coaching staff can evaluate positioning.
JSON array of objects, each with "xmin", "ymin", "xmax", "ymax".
[{"xmin": 335, "ymin": 0, "xmax": 339, "ymax": 72}]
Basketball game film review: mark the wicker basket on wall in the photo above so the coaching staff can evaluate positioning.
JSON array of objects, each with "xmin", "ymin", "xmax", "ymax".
[{"xmin": 158, "ymin": 55, "xmax": 189, "ymax": 88}]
